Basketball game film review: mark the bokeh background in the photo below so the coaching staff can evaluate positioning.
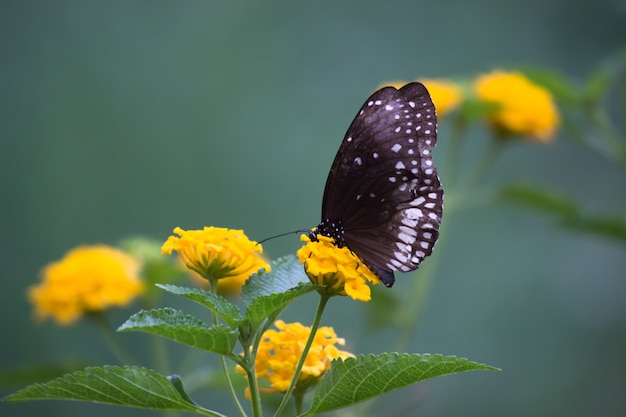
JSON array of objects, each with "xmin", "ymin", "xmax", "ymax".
[{"xmin": 2, "ymin": 1, "xmax": 625, "ymax": 416}]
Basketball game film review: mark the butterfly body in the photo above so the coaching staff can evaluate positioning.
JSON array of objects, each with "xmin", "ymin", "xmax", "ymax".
[{"xmin": 313, "ymin": 82, "xmax": 443, "ymax": 287}]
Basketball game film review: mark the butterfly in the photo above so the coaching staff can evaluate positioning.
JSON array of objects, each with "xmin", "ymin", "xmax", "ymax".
[{"xmin": 310, "ymin": 82, "xmax": 443, "ymax": 287}]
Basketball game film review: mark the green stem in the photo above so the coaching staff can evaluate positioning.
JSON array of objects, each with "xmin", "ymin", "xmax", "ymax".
[
  {"xmin": 207, "ymin": 276, "xmax": 249, "ymax": 417},
  {"xmin": 274, "ymin": 293, "xmax": 331, "ymax": 417},
  {"xmin": 242, "ymin": 345, "xmax": 262, "ymax": 417},
  {"xmin": 91, "ymin": 312, "xmax": 136, "ymax": 365},
  {"xmin": 222, "ymin": 354, "xmax": 247, "ymax": 417}
]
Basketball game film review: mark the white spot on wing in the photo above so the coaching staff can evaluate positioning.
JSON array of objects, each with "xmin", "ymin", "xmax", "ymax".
[
  {"xmin": 398, "ymin": 232, "xmax": 416, "ymax": 245},
  {"xmin": 394, "ymin": 251, "xmax": 409, "ymax": 264},
  {"xmin": 391, "ymin": 143, "xmax": 402, "ymax": 153}
]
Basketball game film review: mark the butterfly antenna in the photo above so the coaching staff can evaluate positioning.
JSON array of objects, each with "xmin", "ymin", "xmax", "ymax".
[{"xmin": 256, "ymin": 229, "xmax": 311, "ymax": 246}]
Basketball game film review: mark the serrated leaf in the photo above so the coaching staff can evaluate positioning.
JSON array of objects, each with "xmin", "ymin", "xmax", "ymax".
[
  {"xmin": 241, "ymin": 255, "xmax": 310, "ymax": 305},
  {"xmin": 156, "ymin": 284, "xmax": 243, "ymax": 328},
  {"xmin": 498, "ymin": 183, "xmax": 580, "ymax": 217},
  {"xmin": 305, "ymin": 353, "xmax": 498, "ymax": 415},
  {"xmin": 4, "ymin": 365, "xmax": 224, "ymax": 416},
  {"xmin": 118, "ymin": 308, "xmax": 238, "ymax": 355},
  {"xmin": 245, "ymin": 283, "xmax": 318, "ymax": 331}
]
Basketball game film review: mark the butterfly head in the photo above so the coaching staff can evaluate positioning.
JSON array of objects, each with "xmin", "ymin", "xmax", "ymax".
[{"xmin": 311, "ymin": 219, "xmax": 346, "ymax": 248}]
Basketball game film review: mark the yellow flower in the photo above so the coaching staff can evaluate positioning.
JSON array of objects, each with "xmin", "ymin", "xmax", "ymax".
[
  {"xmin": 237, "ymin": 320, "xmax": 353, "ymax": 396},
  {"xmin": 161, "ymin": 226, "xmax": 270, "ymax": 282},
  {"xmin": 418, "ymin": 78, "xmax": 463, "ymax": 116},
  {"xmin": 296, "ymin": 234, "xmax": 380, "ymax": 302},
  {"xmin": 27, "ymin": 245, "xmax": 144, "ymax": 326},
  {"xmin": 379, "ymin": 79, "xmax": 462, "ymax": 117},
  {"xmin": 474, "ymin": 70, "xmax": 560, "ymax": 141}
]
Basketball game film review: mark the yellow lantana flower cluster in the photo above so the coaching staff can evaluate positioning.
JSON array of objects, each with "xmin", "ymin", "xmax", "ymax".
[
  {"xmin": 475, "ymin": 70, "xmax": 560, "ymax": 141},
  {"xmin": 297, "ymin": 234, "xmax": 380, "ymax": 302},
  {"xmin": 238, "ymin": 320, "xmax": 353, "ymax": 395},
  {"xmin": 161, "ymin": 226, "xmax": 270, "ymax": 283},
  {"xmin": 382, "ymin": 70, "xmax": 560, "ymax": 140},
  {"xmin": 28, "ymin": 245, "xmax": 144, "ymax": 326}
]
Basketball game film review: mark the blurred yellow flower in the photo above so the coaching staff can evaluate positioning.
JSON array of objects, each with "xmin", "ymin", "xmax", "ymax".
[
  {"xmin": 162, "ymin": 226, "xmax": 270, "ymax": 283},
  {"xmin": 237, "ymin": 320, "xmax": 353, "ymax": 396},
  {"xmin": 297, "ymin": 234, "xmax": 380, "ymax": 302},
  {"xmin": 418, "ymin": 78, "xmax": 463, "ymax": 116},
  {"xmin": 380, "ymin": 79, "xmax": 461, "ymax": 117},
  {"xmin": 28, "ymin": 245, "xmax": 144, "ymax": 326},
  {"xmin": 474, "ymin": 70, "xmax": 559, "ymax": 141}
]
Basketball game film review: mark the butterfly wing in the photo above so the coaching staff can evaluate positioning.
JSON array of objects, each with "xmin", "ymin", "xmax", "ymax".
[{"xmin": 319, "ymin": 82, "xmax": 443, "ymax": 287}]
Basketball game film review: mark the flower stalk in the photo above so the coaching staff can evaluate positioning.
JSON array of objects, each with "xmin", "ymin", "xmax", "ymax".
[{"xmin": 273, "ymin": 293, "xmax": 330, "ymax": 417}]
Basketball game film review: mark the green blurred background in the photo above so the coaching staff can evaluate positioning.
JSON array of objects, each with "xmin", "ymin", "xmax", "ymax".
[{"xmin": 2, "ymin": 1, "xmax": 625, "ymax": 416}]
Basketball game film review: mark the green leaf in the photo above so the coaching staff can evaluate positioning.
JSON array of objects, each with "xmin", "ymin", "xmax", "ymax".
[
  {"xmin": 584, "ymin": 67, "xmax": 612, "ymax": 107},
  {"xmin": 498, "ymin": 183, "xmax": 580, "ymax": 217},
  {"xmin": 241, "ymin": 254, "xmax": 311, "ymax": 305},
  {"xmin": 244, "ymin": 283, "xmax": 318, "ymax": 331},
  {"xmin": 156, "ymin": 284, "xmax": 243, "ymax": 328},
  {"xmin": 4, "ymin": 365, "xmax": 224, "ymax": 416},
  {"xmin": 561, "ymin": 213, "xmax": 626, "ymax": 243},
  {"xmin": 305, "ymin": 353, "xmax": 498, "ymax": 415},
  {"xmin": 118, "ymin": 308, "xmax": 238, "ymax": 355},
  {"xmin": 499, "ymin": 183, "xmax": 626, "ymax": 244}
]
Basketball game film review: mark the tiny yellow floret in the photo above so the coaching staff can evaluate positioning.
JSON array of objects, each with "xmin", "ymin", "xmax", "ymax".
[
  {"xmin": 297, "ymin": 234, "xmax": 380, "ymax": 302},
  {"xmin": 474, "ymin": 70, "xmax": 560, "ymax": 141},
  {"xmin": 237, "ymin": 320, "xmax": 353, "ymax": 396},
  {"xmin": 27, "ymin": 245, "xmax": 144, "ymax": 326},
  {"xmin": 162, "ymin": 226, "xmax": 270, "ymax": 282}
]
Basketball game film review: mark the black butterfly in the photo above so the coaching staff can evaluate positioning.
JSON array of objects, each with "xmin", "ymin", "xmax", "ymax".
[{"xmin": 311, "ymin": 82, "xmax": 443, "ymax": 288}]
